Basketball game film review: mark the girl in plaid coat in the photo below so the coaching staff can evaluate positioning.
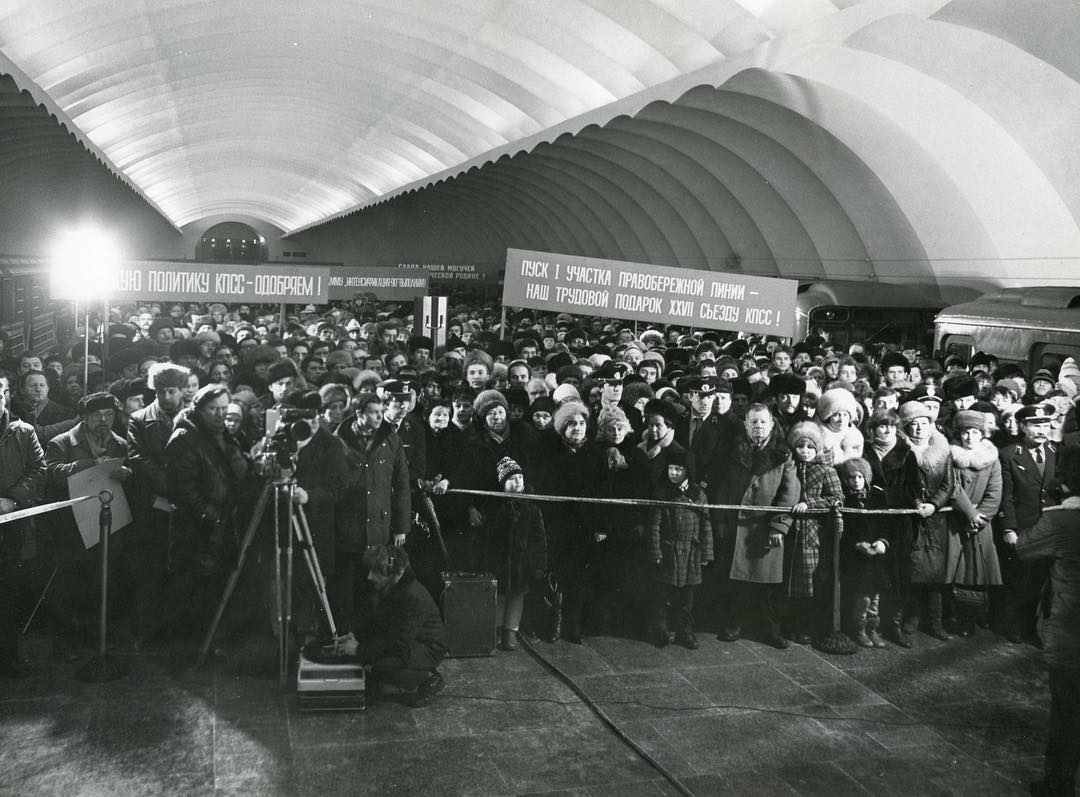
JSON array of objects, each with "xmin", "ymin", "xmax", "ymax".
[
  {"xmin": 785, "ymin": 421, "xmax": 843, "ymax": 643},
  {"xmin": 647, "ymin": 449, "xmax": 713, "ymax": 649}
]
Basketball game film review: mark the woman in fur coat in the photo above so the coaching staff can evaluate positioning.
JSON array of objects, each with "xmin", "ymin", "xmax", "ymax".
[
  {"xmin": 946, "ymin": 410, "xmax": 1003, "ymax": 636},
  {"xmin": 784, "ymin": 421, "xmax": 843, "ymax": 643},
  {"xmin": 862, "ymin": 408, "xmax": 922, "ymax": 646},
  {"xmin": 899, "ymin": 400, "xmax": 956, "ymax": 643},
  {"xmin": 814, "ymin": 388, "xmax": 865, "ymax": 466}
]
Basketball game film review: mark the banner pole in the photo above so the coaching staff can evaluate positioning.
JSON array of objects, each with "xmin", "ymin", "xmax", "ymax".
[
  {"xmin": 500, "ymin": 306, "xmax": 507, "ymax": 340},
  {"xmin": 83, "ymin": 308, "xmax": 91, "ymax": 389},
  {"xmin": 280, "ymin": 302, "xmax": 287, "ymax": 335}
]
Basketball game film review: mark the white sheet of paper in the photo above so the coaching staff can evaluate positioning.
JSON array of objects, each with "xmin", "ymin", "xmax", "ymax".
[{"xmin": 67, "ymin": 458, "xmax": 133, "ymax": 549}]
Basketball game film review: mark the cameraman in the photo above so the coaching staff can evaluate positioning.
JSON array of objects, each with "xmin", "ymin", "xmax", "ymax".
[
  {"xmin": 347, "ymin": 544, "xmax": 446, "ymax": 708},
  {"xmin": 277, "ymin": 391, "xmax": 349, "ymax": 638},
  {"xmin": 333, "ymin": 392, "xmax": 410, "ymax": 624},
  {"xmin": 164, "ymin": 385, "xmax": 250, "ymax": 651}
]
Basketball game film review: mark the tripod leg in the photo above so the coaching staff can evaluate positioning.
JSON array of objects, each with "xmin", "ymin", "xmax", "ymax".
[
  {"xmin": 420, "ymin": 493, "xmax": 449, "ymax": 565},
  {"xmin": 283, "ymin": 485, "xmax": 295, "ymax": 683},
  {"xmin": 198, "ymin": 482, "xmax": 273, "ymax": 666},
  {"xmin": 293, "ymin": 507, "xmax": 338, "ymax": 639},
  {"xmin": 273, "ymin": 484, "xmax": 285, "ymax": 681}
]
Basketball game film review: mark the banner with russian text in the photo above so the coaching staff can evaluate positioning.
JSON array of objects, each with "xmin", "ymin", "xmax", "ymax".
[
  {"xmin": 502, "ymin": 249, "xmax": 798, "ymax": 337},
  {"xmin": 51, "ymin": 260, "xmax": 330, "ymax": 303},
  {"xmin": 395, "ymin": 262, "xmax": 502, "ymax": 287},
  {"xmin": 329, "ymin": 267, "xmax": 429, "ymax": 301}
]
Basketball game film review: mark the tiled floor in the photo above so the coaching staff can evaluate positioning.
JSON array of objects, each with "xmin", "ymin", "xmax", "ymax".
[{"xmin": 0, "ymin": 628, "xmax": 1053, "ymax": 795}]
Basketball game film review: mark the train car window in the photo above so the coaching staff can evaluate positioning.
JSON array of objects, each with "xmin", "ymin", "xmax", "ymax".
[
  {"xmin": 939, "ymin": 334, "xmax": 975, "ymax": 361},
  {"xmin": 1034, "ymin": 344, "xmax": 1080, "ymax": 373},
  {"xmin": 809, "ymin": 307, "xmax": 849, "ymax": 324}
]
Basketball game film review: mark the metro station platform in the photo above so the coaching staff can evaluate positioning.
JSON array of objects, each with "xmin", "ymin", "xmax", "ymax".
[{"xmin": 0, "ymin": 628, "xmax": 1049, "ymax": 796}]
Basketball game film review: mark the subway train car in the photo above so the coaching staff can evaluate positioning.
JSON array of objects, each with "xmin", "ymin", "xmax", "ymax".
[
  {"xmin": 935, "ymin": 287, "xmax": 1080, "ymax": 372},
  {"xmin": 0, "ymin": 255, "xmax": 64, "ymax": 359}
]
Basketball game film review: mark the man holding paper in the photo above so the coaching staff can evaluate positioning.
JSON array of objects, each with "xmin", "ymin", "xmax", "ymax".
[{"xmin": 43, "ymin": 393, "xmax": 131, "ymax": 651}]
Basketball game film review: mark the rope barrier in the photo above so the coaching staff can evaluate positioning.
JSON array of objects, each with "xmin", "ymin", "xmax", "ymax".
[
  {"xmin": 0, "ymin": 494, "xmax": 97, "ymax": 526},
  {"xmin": 445, "ymin": 488, "xmax": 952, "ymax": 515}
]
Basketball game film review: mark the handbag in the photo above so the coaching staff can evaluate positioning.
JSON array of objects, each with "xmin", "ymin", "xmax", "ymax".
[{"xmin": 951, "ymin": 531, "xmax": 988, "ymax": 612}]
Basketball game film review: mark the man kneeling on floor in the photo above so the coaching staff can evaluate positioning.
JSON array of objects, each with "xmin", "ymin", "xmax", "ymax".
[{"xmin": 344, "ymin": 544, "xmax": 447, "ymax": 707}]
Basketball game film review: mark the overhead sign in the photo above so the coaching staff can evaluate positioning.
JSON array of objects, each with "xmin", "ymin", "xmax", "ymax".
[
  {"xmin": 51, "ymin": 260, "xmax": 331, "ymax": 304},
  {"xmin": 329, "ymin": 267, "xmax": 429, "ymax": 301},
  {"xmin": 503, "ymin": 249, "xmax": 798, "ymax": 337},
  {"xmin": 397, "ymin": 262, "xmax": 502, "ymax": 286}
]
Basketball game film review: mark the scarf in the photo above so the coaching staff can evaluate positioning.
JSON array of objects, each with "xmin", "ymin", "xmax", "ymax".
[{"xmin": 638, "ymin": 426, "xmax": 674, "ymax": 460}]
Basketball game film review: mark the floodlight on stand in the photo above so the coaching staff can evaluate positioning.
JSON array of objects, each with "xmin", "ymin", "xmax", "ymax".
[{"xmin": 50, "ymin": 226, "xmax": 120, "ymax": 302}]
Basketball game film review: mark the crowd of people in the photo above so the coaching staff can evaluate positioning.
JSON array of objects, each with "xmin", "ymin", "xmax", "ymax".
[{"xmin": 0, "ymin": 296, "xmax": 1077, "ymax": 787}]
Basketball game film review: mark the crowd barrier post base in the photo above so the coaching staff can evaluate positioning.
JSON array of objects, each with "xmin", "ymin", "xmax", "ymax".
[
  {"xmin": 75, "ymin": 490, "xmax": 128, "ymax": 683},
  {"xmin": 812, "ymin": 504, "xmax": 857, "ymax": 656}
]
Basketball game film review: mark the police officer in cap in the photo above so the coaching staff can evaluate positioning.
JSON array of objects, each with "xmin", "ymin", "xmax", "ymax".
[
  {"xmin": 999, "ymin": 403, "xmax": 1059, "ymax": 645},
  {"xmin": 588, "ymin": 360, "xmax": 630, "ymax": 433},
  {"xmin": 674, "ymin": 376, "xmax": 722, "ymax": 485}
]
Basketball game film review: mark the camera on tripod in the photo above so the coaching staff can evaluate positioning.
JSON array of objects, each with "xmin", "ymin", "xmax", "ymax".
[{"xmin": 256, "ymin": 408, "xmax": 318, "ymax": 478}]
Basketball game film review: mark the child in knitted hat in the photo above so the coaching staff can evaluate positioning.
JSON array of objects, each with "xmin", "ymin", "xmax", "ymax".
[
  {"xmin": 785, "ymin": 422, "xmax": 843, "ymax": 644},
  {"xmin": 488, "ymin": 457, "xmax": 547, "ymax": 652},
  {"xmin": 836, "ymin": 457, "xmax": 890, "ymax": 648},
  {"xmin": 646, "ymin": 449, "xmax": 712, "ymax": 650}
]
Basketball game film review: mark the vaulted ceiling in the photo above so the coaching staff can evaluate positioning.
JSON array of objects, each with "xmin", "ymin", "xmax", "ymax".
[{"xmin": 1, "ymin": 0, "xmax": 1079, "ymax": 288}]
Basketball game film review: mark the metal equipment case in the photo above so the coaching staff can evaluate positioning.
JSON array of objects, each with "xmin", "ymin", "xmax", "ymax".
[{"xmin": 441, "ymin": 571, "xmax": 498, "ymax": 658}]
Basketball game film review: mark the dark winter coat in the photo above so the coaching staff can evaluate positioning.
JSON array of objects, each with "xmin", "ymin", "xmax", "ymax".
[
  {"xmin": 594, "ymin": 438, "xmax": 651, "ymax": 539},
  {"xmin": 126, "ymin": 400, "xmax": 178, "ymax": 509},
  {"xmin": 0, "ymin": 411, "xmax": 46, "ymax": 564},
  {"xmin": 647, "ymin": 483, "xmax": 713, "ymax": 587},
  {"xmin": 386, "ymin": 414, "xmax": 426, "ymax": 488},
  {"xmin": 336, "ymin": 420, "xmax": 411, "ymax": 552},
  {"xmin": 1016, "ymin": 497, "xmax": 1080, "ymax": 672},
  {"xmin": 531, "ymin": 434, "xmax": 600, "ymax": 577},
  {"xmin": 165, "ymin": 410, "xmax": 250, "ymax": 569},
  {"xmin": 424, "ymin": 424, "xmax": 470, "ymax": 530},
  {"xmin": 906, "ymin": 430, "xmax": 954, "ymax": 585},
  {"xmin": 840, "ymin": 486, "xmax": 891, "ymax": 595},
  {"xmin": 353, "ymin": 567, "xmax": 448, "ymax": 669},
  {"xmin": 485, "ymin": 494, "xmax": 548, "ymax": 591},
  {"xmin": 999, "ymin": 440, "xmax": 1058, "ymax": 532},
  {"xmin": 712, "ymin": 431, "xmax": 799, "ymax": 584},
  {"xmin": 863, "ymin": 436, "xmax": 921, "ymax": 595},
  {"xmin": 21, "ymin": 399, "xmax": 77, "ymax": 448},
  {"xmin": 293, "ymin": 425, "xmax": 350, "ymax": 565},
  {"xmin": 946, "ymin": 440, "xmax": 1003, "ymax": 586},
  {"xmin": 45, "ymin": 423, "xmax": 130, "ymax": 560}
]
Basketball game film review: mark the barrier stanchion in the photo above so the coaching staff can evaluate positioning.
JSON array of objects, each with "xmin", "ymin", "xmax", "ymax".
[
  {"xmin": 812, "ymin": 504, "xmax": 856, "ymax": 656},
  {"xmin": 75, "ymin": 490, "xmax": 128, "ymax": 682}
]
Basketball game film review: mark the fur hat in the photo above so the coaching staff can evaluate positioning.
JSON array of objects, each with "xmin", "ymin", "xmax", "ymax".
[
  {"xmin": 836, "ymin": 457, "xmax": 873, "ymax": 487},
  {"xmin": 642, "ymin": 398, "xmax": 680, "ymax": 427},
  {"xmin": 267, "ymin": 359, "xmax": 299, "ymax": 384},
  {"xmin": 463, "ymin": 349, "xmax": 494, "ymax": 375},
  {"xmin": 898, "ymin": 400, "xmax": 934, "ymax": 425},
  {"xmin": 552, "ymin": 383, "xmax": 581, "ymax": 405},
  {"xmin": 786, "ymin": 421, "xmax": 823, "ymax": 451},
  {"xmin": 770, "ymin": 373, "xmax": 806, "ymax": 397},
  {"xmin": 596, "ymin": 406, "xmax": 630, "ymax": 434},
  {"xmin": 473, "ymin": 389, "xmax": 508, "ymax": 421},
  {"xmin": 318, "ymin": 382, "xmax": 349, "ymax": 408},
  {"xmin": 496, "ymin": 456, "xmax": 523, "ymax": 486},
  {"xmin": 621, "ymin": 380, "xmax": 655, "ymax": 407},
  {"xmin": 552, "ymin": 401, "xmax": 589, "ymax": 436},
  {"xmin": 147, "ymin": 362, "xmax": 190, "ymax": 391},
  {"xmin": 78, "ymin": 391, "xmax": 121, "ymax": 416},
  {"xmin": 879, "ymin": 350, "xmax": 910, "ymax": 372},
  {"xmin": 952, "ymin": 409, "xmax": 987, "ymax": 432},
  {"xmin": 816, "ymin": 388, "xmax": 860, "ymax": 423},
  {"xmin": 1057, "ymin": 357, "xmax": 1080, "ymax": 388},
  {"xmin": 529, "ymin": 396, "xmax": 556, "ymax": 417},
  {"xmin": 944, "ymin": 373, "xmax": 978, "ymax": 400}
]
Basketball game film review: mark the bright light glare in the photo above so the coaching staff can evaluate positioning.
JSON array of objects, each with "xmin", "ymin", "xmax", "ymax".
[{"xmin": 50, "ymin": 226, "xmax": 120, "ymax": 301}]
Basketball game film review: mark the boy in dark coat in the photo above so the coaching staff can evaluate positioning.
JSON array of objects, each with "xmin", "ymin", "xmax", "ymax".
[
  {"xmin": 647, "ymin": 449, "xmax": 713, "ymax": 649},
  {"xmin": 486, "ymin": 456, "xmax": 547, "ymax": 651},
  {"xmin": 837, "ymin": 458, "xmax": 891, "ymax": 648}
]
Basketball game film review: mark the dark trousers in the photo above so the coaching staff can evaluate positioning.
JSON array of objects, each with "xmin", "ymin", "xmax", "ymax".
[
  {"xmin": 1042, "ymin": 666, "xmax": 1080, "ymax": 795},
  {"xmin": 126, "ymin": 508, "xmax": 171, "ymax": 641},
  {"xmin": 901, "ymin": 584, "xmax": 947, "ymax": 632},
  {"xmin": 369, "ymin": 642, "xmax": 446, "ymax": 691},
  {"xmin": 1003, "ymin": 556, "xmax": 1051, "ymax": 639},
  {"xmin": 735, "ymin": 581, "xmax": 783, "ymax": 638},
  {"xmin": 0, "ymin": 568, "xmax": 18, "ymax": 663},
  {"xmin": 330, "ymin": 550, "xmax": 365, "ymax": 629},
  {"xmin": 649, "ymin": 583, "xmax": 696, "ymax": 635}
]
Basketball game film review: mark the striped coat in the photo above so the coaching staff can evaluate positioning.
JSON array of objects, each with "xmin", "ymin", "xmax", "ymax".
[
  {"xmin": 648, "ymin": 485, "xmax": 714, "ymax": 588},
  {"xmin": 786, "ymin": 459, "xmax": 843, "ymax": 597}
]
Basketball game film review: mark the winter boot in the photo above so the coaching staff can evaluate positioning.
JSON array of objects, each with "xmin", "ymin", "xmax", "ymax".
[
  {"xmin": 866, "ymin": 615, "xmax": 887, "ymax": 648},
  {"xmin": 853, "ymin": 616, "xmax": 873, "ymax": 648},
  {"xmin": 548, "ymin": 593, "xmax": 564, "ymax": 643},
  {"xmin": 499, "ymin": 627, "xmax": 518, "ymax": 652}
]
